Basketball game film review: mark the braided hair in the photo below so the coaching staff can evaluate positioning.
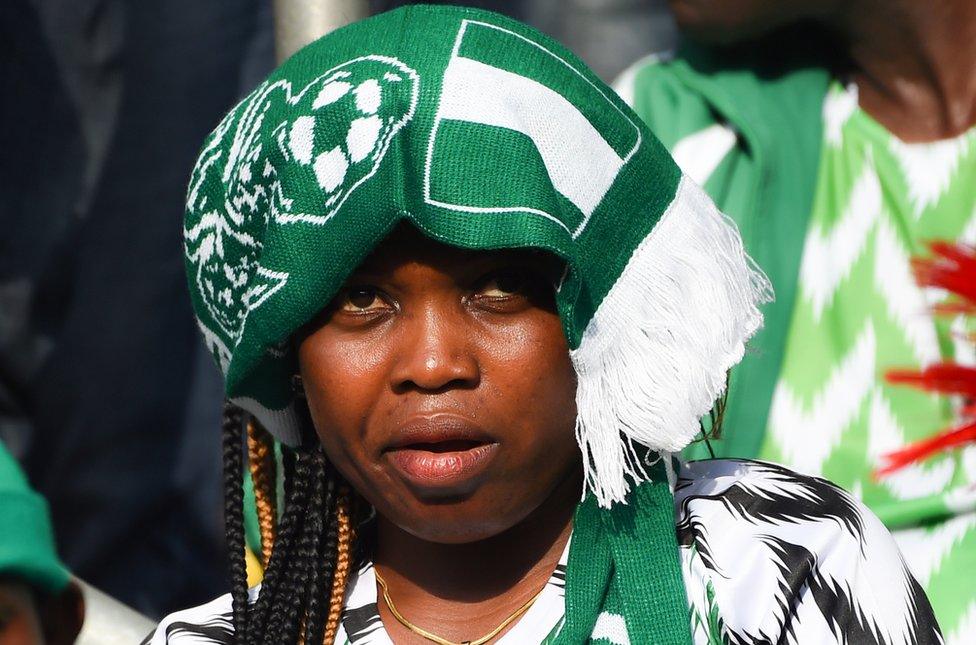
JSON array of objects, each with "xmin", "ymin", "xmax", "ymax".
[
  {"xmin": 246, "ymin": 421, "xmax": 277, "ymax": 569},
  {"xmin": 222, "ymin": 401, "xmax": 360, "ymax": 645}
]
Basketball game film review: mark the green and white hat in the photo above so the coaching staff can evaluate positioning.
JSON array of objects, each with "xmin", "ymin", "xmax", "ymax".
[{"xmin": 184, "ymin": 4, "xmax": 771, "ymax": 506}]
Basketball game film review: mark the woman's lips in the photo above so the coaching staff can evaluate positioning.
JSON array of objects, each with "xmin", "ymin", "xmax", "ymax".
[
  {"xmin": 383, "ymin": 416, "xmax": 498, "ymax": 494},
  {"xmin": 388, "ymin": 443, "xmax": 498, "ymax": 491}
]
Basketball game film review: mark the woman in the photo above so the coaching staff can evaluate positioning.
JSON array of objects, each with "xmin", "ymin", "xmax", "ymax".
[
  {"xmin": 616, "ymin": 1, "xmax": 976, "ymax": 635},
  {"xmin": 147, "ymin": 5, "xmax": 940, "ymax": 644}
]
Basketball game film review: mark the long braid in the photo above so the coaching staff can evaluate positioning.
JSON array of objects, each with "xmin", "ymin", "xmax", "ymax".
[
  {"xmin": 250, "ymin": 448, "xmax": 340, "ymax": 645},
  {"xmin": 301, "ymin": 476, "xmax": 339, "ymax": 641},
  {"xmin": 246, "ymin": 448, "xmax": 317, "ymax": 641},
  {"xmin": 274, "ymin": 450, "xmax": 330, "ymax": 643},
  {"xmin": 222, "ymin": 401, "xmax": 360, "ymax": 645},
  {"xmin": 323, "ymin": 487, "xmax": 353, "ymax": 643},
  {"xmin": 247, "ymin": 421, "xmax": 278, "ymax": 567},
  {"xmin": 222, "ymin": 402, "xmax": 251, "ymax": 637}
]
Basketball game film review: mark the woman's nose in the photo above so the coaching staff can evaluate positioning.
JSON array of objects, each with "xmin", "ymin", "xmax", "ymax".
[{"xmin": 390, "ymin": 303, "xmax": 480, "ymax": 393}]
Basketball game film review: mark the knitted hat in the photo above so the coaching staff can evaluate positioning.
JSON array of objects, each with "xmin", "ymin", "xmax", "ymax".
[
  {"xmin": 0, "ymin": 443, "xmax": 70, "ymax": 592},
  {"xmin": 184, "ymin": 4, "xmax": 771, "ymax": 506}
]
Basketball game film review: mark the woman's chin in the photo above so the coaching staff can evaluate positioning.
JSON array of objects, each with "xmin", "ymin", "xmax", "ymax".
[{"xmin": 378, "ymin": 490, "xmax": 533, "ymax": 546}]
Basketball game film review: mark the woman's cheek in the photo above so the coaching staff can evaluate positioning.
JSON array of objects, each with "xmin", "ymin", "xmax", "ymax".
[{"xmin": 303, "ymin": 331, "xmax": 388, "ymax": 414}]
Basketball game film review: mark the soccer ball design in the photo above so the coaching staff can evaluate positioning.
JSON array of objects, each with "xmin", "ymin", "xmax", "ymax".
[
  {"xmin": 275, "ymin": 56, "xmax": 421, "ymax": 221},
  {"xmin": 184, "ymin": 56, "xmax": 419, "ymax": 345}
]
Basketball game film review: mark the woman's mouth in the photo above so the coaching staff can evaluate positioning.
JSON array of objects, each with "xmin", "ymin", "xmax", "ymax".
[{"xmin": 384, "ymin": 417, "xmax": 499, "ymax": 495}]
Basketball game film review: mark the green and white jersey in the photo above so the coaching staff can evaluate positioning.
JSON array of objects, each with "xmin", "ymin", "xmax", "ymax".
[{"xmin": 759, "ymin": 81, "xmax": 976, "ymax": 640}]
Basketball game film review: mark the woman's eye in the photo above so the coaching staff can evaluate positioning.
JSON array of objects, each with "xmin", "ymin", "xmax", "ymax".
[
  {"xmin": 340, "ymin": 287, "xmax": 385, "ymax": 312},
  {"xmin": 477, "ymin": 270, "xmax": 528, "ymax": 298}
]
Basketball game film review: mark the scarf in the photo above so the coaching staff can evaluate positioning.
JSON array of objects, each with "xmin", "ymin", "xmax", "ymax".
[{"xmin": 559, "ymin": 473, "xmax": 693, "ymax": 644}]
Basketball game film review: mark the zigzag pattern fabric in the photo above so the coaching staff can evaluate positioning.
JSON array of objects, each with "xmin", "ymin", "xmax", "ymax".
[{"xmin": 760, "ymin": 81, "xmax": 976, "ymax": 640}]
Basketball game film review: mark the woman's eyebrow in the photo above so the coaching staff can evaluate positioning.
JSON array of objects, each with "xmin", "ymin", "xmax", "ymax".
[
  {"xmin": 341, "ymin": 270, "xmax": 381, "ymax": 284},
  {"xmin": 341, "ymin": 249, "xmax": 557, "ymax": 292}
]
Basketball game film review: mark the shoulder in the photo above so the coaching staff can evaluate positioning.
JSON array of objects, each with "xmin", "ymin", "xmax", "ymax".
[
  {"xmin": 614, "ymin": 52, "xmax": 740, "ymax": 189},
  {"xmin": 612, "ymin": 51, "xmax": 723, "ymax": 151},
  {"xmin": 614, "ymin": 40, "xmax": 831, "ymax": 156},
  {"xmin": 675, "ymin": 459, "xmax": 943, "ymax": 644},
  {"xmin": 611, "ymin": 51, "xmax": 675, "ymax": 108},
  {"xmin": 141, "ymin": 587, "xmax": 259, "ymax": 644}
]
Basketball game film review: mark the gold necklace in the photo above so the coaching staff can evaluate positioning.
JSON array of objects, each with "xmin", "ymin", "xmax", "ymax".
[{"xmin": 374, "ymin": 570, "xmax": 545, "ymax": 645}]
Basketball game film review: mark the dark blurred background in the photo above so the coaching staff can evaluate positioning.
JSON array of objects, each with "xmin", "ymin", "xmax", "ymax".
[{"xmin": 0, "ymin": 0, "xmax": 675, "ymax": 618}]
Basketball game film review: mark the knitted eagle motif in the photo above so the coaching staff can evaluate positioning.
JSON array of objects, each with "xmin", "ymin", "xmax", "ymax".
[{"xmin": 183, "ymin": 57, "xmax": 419, "ymax": 351}]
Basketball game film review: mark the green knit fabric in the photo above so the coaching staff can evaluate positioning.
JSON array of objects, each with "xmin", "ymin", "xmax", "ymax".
[
  {"xmin": 0, "ymin": 443, "xmax": 70, "ymax": 593},
  {"xmin": 558, "ymin": 470, "xmax": 694, "ymax": 645}
]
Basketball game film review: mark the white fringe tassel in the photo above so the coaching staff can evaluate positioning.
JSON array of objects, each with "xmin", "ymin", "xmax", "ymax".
[{"xmin": 570, "ymin": 176, "xmax": 773, "ymax": 507}]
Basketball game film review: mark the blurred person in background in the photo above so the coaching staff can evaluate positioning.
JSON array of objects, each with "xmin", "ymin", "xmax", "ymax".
[
  {"xmin": 616, "ymin": 0, "xmax": 976, "ymax": 638},
  {"xmin": 0, "ymin": 0, "xmax": 275, "ymax": 618},
  {"xmin": 373, "ymin": 0, "xmax": 677, "ymax": 81},
  {"xmin": 0, "ymin": 442, "xmax": 83, "ymax": 644}
]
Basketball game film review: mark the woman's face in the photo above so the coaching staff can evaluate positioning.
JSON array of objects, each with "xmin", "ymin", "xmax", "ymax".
[
  {"xmin": 0, "ymin": 580, "xmax": 84, "ymax": 645},
  {"xmin": 298, "ymin": 226, "xmax": 581, "ymax": 544}
]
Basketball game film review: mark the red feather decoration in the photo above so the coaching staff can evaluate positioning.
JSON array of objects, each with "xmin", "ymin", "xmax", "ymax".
[
  {"xmin": 875, "ymin": 421, "xmax": 976, "ymax": 477},
  {"xmin": 876, "ymin": 241, "xmax": 976, "ymax": 478},
  {"xmin": 912, "ymin": 241, "xmax": 976, "ymax": 314},
  {"xmin": 886, "ymin": 364, "xmax": 976, "ymax": 399}
]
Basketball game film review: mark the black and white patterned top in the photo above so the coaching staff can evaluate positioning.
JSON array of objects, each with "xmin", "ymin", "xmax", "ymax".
[
  {"xmin": 145, "ymin": 460, "xmax": 943, "ymax": 644},
  {"xmin": 146, "ymin": 541, "xmax": 567, "ymax": 644}
]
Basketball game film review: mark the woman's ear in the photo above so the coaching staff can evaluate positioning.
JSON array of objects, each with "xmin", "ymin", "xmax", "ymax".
[{"xmin": 38, "ymin": 581, "xmax": 84, "ymax": 645}]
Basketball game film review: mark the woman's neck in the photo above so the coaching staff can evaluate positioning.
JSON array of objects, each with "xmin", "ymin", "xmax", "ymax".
[
  {"xmin": 834, "ymin": 0, "xmax": 976, "ymax": 141},
  {"xmin": 372, "ymin": 471, "xmax": 581, "ymax": 643}
]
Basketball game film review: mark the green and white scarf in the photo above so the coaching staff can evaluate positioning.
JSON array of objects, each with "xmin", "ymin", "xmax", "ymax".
[{"xmin": 185, "ymin": 3, "xmax": 767, "ymax": 507}]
